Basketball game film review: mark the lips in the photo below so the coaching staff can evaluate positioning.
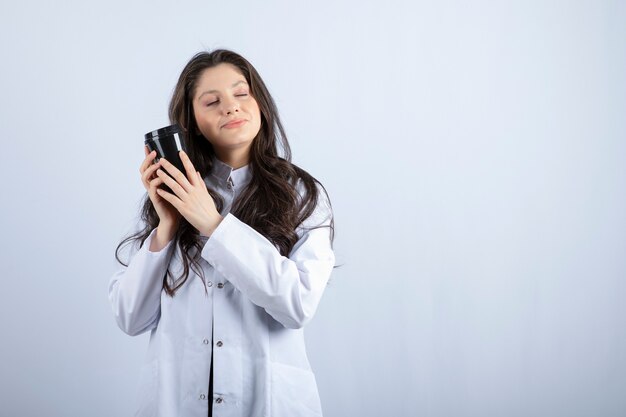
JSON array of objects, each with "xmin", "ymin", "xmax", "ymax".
[{"xmin": 222, "ymin": 119, "xmax": 246, "ymax": 128}]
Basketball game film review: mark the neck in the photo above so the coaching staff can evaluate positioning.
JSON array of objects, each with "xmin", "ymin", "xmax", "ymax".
[{"xmin": 213, "ymin": 146, "xmax": 250, "ymax": 169}]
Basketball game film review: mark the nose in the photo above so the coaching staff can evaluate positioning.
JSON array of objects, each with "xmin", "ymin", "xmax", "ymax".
[{"xmin": 222, "ymin": 97, "xmax": 240, "ymax": 114}]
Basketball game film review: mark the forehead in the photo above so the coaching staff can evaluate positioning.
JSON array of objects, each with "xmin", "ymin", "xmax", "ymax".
[{"xmin": 194, "ymin": 63, "xmax": 248, "ymax": 97}]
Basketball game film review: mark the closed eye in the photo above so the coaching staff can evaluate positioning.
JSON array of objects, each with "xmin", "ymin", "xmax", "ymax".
[{"xmin": 207, "ymin": 94, "xmax": 249, "ymax": 106}]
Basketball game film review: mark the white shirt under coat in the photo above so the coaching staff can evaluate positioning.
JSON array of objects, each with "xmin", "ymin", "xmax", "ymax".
[{"xmin": 108, "ymin": 155, "xmax": 335, "ymax": 417}]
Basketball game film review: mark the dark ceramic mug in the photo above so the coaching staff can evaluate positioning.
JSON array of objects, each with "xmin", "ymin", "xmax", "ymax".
[{"xmin": 144, "ymin": 124, "xmax": 187, "ymax": 194}]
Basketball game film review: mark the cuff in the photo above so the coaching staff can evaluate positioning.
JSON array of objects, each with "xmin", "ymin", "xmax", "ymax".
[
  {"xmin": 144, "ymin": 227, "xmax": 175, "ymax": 256},
  {"xmin": 202, "ymin": 212, "xmax": 241, "ymax": 265}
]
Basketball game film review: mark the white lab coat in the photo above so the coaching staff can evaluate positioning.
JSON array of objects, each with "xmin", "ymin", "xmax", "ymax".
[{"xmin": 108, "ymin": 156, "xmax": 335, "ymax": 417}]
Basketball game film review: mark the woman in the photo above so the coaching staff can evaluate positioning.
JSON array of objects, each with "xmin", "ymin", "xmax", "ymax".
[{"xmin": 108, "ymin": 49, "xmax": 336, "ymax": 417}]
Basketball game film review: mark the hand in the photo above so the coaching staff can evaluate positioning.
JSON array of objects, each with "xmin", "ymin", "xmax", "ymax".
[
  {"xmin": 155, "ymin": 150, "xmax": 224, "ymax": 237},
  {"xmin": 140, "ymin": 146, "xmax": 181, "ymax": 229}
]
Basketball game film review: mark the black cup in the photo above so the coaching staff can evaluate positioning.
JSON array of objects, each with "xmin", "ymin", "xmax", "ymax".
[{"xmin": 144, "ymin": 124, "xmax": 187, "ymax": 194}]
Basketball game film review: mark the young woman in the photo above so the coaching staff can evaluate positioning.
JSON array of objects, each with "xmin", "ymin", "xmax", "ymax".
[{"xmin": 108, "ymin": 49, "xmax": 336, "ymax": 417}]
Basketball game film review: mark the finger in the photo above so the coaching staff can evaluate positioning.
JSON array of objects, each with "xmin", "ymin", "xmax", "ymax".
[
  {"xmin": 179, "ymin": 150, "xmax": 198, "ymax": 186},
  {"xmin": 140, "ymin": 150, "xmax": 157, "ymax": 174},
  {"xmin": 148, "ymin": 176, "xmax": 165, "ymax": 193},
  {"xmin": 142, "ymin": 159, "xmax": 160, "ymax": 179},
  {"xmin": 142, "ymin": 148, "xmax": 154, "ymax": 163},
  {"xmin": 156, "ymin": 168, "xmax": 186, "ymax": 198},
  {"xmin": 159, "ymin": 157, "xmax": 192, "ymax": 191},
  {"xmin": 142, "ymin": 162, "xmax": 162, "ymax": 186},
  {"xmin": 156, "ymin": 187, "xmax": 180, "ymax": 211},
  {"xmin": 197, "ymin": 171, "xmax": 207, "ymax": 188}
]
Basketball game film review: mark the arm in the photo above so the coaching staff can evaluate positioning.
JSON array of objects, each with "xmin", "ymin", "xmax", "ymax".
[
  {"xmin": 108, "ymin": 226, "xmax": 176, "ymax": 336},
  {"xmin": 201, "ymin": 185, "xmax": 335, "ymax": 329}
]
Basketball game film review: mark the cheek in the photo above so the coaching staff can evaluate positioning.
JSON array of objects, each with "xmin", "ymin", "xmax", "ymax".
[
  {"xmin": 250, "ymin": 101, "xmax": 262, "ymax": 121},
  {"xmin": 195, "ymin": 112, "xmax": 217, "ymax": 130}
]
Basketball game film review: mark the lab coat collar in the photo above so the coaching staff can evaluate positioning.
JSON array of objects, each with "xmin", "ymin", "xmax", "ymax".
[{"xmin": 210, "ymin": 153, "xmax": 252, "ymax": 188}]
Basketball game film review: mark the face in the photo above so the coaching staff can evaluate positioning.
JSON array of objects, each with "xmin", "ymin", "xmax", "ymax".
[{"xmin": 192, "ymin": 63, "xmax": 262, "ymax": 158}]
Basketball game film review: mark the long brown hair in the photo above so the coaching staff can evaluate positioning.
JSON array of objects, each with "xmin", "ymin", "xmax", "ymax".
[{"xmin": 115, "ymin": 49, "xmax": 336, "ymax": 297}]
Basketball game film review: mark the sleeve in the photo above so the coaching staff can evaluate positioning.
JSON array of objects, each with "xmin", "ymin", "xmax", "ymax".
[
  {"xmin": 107, "ymin": 226, "xmax": 176, "ymax": 336},
  {"xmin": 201, "ymin": 183, "xmax": 335, "ymax": 329}
]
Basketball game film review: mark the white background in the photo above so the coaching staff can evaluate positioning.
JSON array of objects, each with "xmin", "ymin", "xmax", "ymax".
[{"xmin": 0, "ymin": 1, "xmax": 624, "ymax": 416}]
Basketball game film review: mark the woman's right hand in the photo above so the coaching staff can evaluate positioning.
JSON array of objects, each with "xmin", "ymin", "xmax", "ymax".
[{"xmin": 140, "ymin": 146, "xmax": 181, "ymax": 229}]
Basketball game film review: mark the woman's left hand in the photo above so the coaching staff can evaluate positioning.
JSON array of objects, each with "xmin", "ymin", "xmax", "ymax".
[{"xmin": 156, "ymin": 150, "xmax": 224, "ymax": 237}]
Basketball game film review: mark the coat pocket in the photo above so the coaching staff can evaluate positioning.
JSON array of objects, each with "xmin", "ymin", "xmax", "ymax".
[{"xmin": 270, "ymin": 362, "xmax": 323, "ymax": 417}]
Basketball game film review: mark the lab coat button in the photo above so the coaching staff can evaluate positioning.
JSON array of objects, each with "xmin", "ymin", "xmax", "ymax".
[
  {"xmin": 203, "ymin": 339, "xmax": 209, "ymax": 345},
  {"xmin": 215, "ymin": 397, "xmax": 223, "ymax": 404},
  {"xmin": 216, "ymin": 341, "xmax": 223, "ymax": 347},
  {"xmin": 199, "ymin": 393, "xmax": 206, "ymax": 400},
  {"xmin": 207, "ymin": 281, "xmax": 213, "ymax": 287},
  {"xmin": 217, "ymin": 283, "xmax": 224, "ymax": 289}
]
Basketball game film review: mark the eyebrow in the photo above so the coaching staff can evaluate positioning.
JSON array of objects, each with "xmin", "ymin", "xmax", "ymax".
[{"xmin": 197, "ymin": 80, "xmax": 249, "ymax": 100}]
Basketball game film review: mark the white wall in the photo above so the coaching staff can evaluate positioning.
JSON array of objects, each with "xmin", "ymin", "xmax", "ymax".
[{"xmin": 1, "ymin": 1, "xmax": 624, "ymax": 416}]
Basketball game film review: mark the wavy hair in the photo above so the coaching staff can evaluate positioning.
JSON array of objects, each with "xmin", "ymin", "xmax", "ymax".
[{"xmin": 115, "ymin": 49, "xmax": 336, "ymax": 297}]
